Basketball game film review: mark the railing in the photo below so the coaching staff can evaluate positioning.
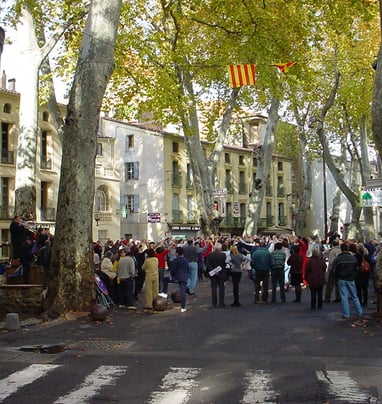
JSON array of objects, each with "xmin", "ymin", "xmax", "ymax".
[
  {"xmin": 172, "ymin": 175, "xmax": 182, "ymax": 188},
  {"xmin": 40, "ymin": 157, "xmax": 52, "ymax": 170},
  {"xmin": 186, "ymin": 181, "xmax": 194, "ymax": 189},
  {"xmin": 1, "ymin": 150, "xmax": 15, "ymax": 165},
  {"xmin": 0, "ymin": 205, "xmax": 14, "ymax": 219},
  {"xmin": 266, "ymin": 185, "xmax": 273, "ymax": 197},
  {"xmin": 239, "ymin": 183, "xmax": 247, "ymax": 194},
  {"xmin": 95, "ymin": 166, "xmax": 116, "ymax": 178},
  {"xmin": 220, "ymin": 217, "xmax": 246, "ymax": 227},
  {"xmin": 40, "ymin": 207, "xmax": 56, "ymax": 221},
  {"xmin": 94, "ymin": 212, "xmax": 113, "ymax": 222},
  {"xmin": 187, "ymin": 210, "xmax": 198, "ymax": 223},
  {"xmin": 278, "ymin": 216, "xmax": 288, "ymax": 226},
  {"xmin": 258, "ymin": 217, "xmax": 274, "ymax": 227},
  {"xmin": 172, "ymin": 210, "xmax": 184, "ymax": 222},
  {"xmin": 277, "ymin": 189, "xmax": 285, "ymax": 197},
  {"xmin": 225, "ymin": 185, "xmax": 234, "ymax": 194}
]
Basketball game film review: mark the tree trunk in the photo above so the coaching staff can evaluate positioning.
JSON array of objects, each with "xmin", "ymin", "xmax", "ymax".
[
  {"xmin": 45, "ymin": 0, "xmax": 122, "ymax": 315},
  {"xmin": 295, "ymin": 132, "xmax": 312, "ymax": 236},
  {"xmin": 245, "ymin": 97, "xmax": 280, "ymax": 236},
  {"xmin": 372, "ymin": 0, "xmax": 382, "ymax": 160},
  {"xmin": 13, "ymin": 6, "xmax": 68, "ymax": 218}
]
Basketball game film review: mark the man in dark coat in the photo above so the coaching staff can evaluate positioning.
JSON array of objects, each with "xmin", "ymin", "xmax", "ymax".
[{"xmin": 206, "ymin": 243, "xmax": 228, "ymax": 308}]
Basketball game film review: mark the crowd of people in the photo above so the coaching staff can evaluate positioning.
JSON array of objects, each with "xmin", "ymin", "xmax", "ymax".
[
  {"xmin": 7, "ymin": 215, "xmax": 53, "ymax": 284},
  {"xmin": 93, "ymin": 233, "xmax": 381, "ymax": 318}
]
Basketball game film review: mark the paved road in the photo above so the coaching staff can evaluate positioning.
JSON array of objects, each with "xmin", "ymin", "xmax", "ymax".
[{"xmin": 0, "ymin": 276, "xmax": 381, "ymax": 403}]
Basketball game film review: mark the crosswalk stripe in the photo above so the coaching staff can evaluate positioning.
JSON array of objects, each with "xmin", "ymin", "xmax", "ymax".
[
  {"xmin": 316, "ymin": 370, "xmax": 374, "ymax": 403},
  {"xmin": 241, "ymin": 369, "xmax": 279, "ymax": 404},
  {"xmin": 0, "ymin": 364, "xmax": 61, "ymax": 401},
  {"xmin": 54, "ymin": 365, "xmax": 127, "ymax": 404},
  {"xmin": 148, "ymin": 367, "xmax": 201, "ymax": 404}
]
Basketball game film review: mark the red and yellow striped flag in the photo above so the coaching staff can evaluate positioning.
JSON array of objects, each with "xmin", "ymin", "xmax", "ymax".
[
  {"xmin": 227, "ymin": 64, "xmax": 256, "ymax": 88},
  {"xmin": 273, "ymin": 62, "xmax": 296, "ymax": 73}
]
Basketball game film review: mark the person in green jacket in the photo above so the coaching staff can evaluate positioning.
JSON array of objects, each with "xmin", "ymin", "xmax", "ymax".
[{"xmin": 271, "ymin": 242, "xmax": 287, "ymax": 303}]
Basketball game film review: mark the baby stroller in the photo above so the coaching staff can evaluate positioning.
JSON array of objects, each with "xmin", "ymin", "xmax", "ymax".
[{"xmin": 95, "ymin": 273, "xmax": 115, "ymax": 308}]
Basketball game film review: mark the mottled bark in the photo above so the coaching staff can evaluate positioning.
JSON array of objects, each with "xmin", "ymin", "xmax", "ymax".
[
  {"xmin": 245, "ymin": 97, "xmax": 280, "ymax": 236},
  {"xmin": 45, "ymin": 0, "xmax": 122, "ymax": 315}
]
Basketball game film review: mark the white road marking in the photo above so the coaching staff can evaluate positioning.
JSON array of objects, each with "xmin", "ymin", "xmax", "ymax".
[
  {"xmin": 148, "ymin": 366, "xmax": 201, "ymax": 404},
  {"xmin": 316, "ymin": 370, "xmax": 377, "ymax": 403},
  {"xmin": 54, "ymin": 365, "xmax": 127, "ymax": 404},
  {"xmin": 0, "ymin": 364, "xmax": 61, "ymax": 401},
  {"xmin": 241, "ymin": 369, "xmax": 278, "ymax": 404}
]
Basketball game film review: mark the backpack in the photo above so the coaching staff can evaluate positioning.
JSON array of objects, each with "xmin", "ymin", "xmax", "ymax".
[{"xmin": 360, "ymin": 257, "xmax": 371, "ymax": 274}]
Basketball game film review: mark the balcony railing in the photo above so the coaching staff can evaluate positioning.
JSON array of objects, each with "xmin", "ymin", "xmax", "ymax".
[
  {"xmin": 40, "ymin": 207, "xmax": 56, "ymax": 221},
  {"xmin": 187, "ymin": 210, "xmax": 198, "ymax": 223},
  {"xmin": 0, "ymin": 205, "xmax": 14, "ymax": 219},
  {"xmin": 186, "ymin": 180, "xmax": 194, "ymax": 189},
  {"xmin": 258, "ymin": 216, "xmax": 274, "ymax": 227},
  {"xmin": 172, "ymin": 210, "xmax": 184, "ymax": 222},
  {"xmin": 1, "ymin": 150, "xmax": 15, "ymax": 165},
  {"xmin": 40, "ymin": 157, "xmax": 52, "ymax": 170},
  {"xmin": 239, "ymin": 183, "xmax": 247, "ymax": 194},
  {"xmin": 266, "ymin": 185, "xmax": 273, "ymax": 197},
  {"xmin": 94, "ymin": 211, "xmax": 113, "ymax": 222},
  {"xmin": 172, "ymin": 175, "xmax": 182, "ymax": 188},
  {"xmin": 277, "ymin": 189, "xmax": 285, "ymax": 197},
  {"xmin": 278, "ymin": 216, "xmax": 288, "ymax": 226},
  {"xmin": 220, "ymin": 216, "xmax": 246, "ymax": 227},
  {"xmin": 95, "ymin": 166, "xmax": 116, "ymax": 178},
  {"xmin": 225, "ymin": 185, "xmax": 234, "ymax": 194}
]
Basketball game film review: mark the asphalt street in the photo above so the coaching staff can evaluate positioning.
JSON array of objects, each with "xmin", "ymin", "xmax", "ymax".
[{"xmin": 0, "ymin": 275, "xmax": 381, "ymax": 403}]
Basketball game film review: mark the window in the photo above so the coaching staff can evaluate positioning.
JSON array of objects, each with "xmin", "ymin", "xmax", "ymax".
[
  {"xmin": 42, "ymin": 111, "xmax": 49, "ymax": 122},
  {"xmin": 239, "ymin": 171, "xmax": 246, "ymax": 194},
  {"xmin": 277, "ymin": 176, "xmax": 284, "ymax": 197},
  {"xmin": 125, "ymin": 134, "xmax": 134, "ymax": 151},
  {"xmin": 172, "ymin": 161, "xmax": 181, "ymax": 186},
  {"xmin": 225, "ymin": 169, "xmax": 232, "ymax": 192},
  {"xmin": 225, "ymin": 153, "xmax": 231, "ymax": 163},
  {"xmin": 1, "ymin": 177, "xmax": 9, "ymax": 208},
  {"xmin": 95, "ymin": 186, "xmax": 109, "ymax": 211},
  {"xmin": 278, "ymin": 161, "xmax": 283, "ymax": 171},
  {"xmin": 172, "ymin": 193, "xmax": 181, "ymax": 221},
  {"xmin": 239, "ymin": 155, "xmax": 245, "ymax": 165},
  {"xmin": 41, "ymin": 131, "xmax": 52, "ymax": 169},
  {"xmin": 253, "ymin": 158, "xmax": 257, "ymax": 167},
  {"xmin": 240, "ymin": 203, "xmax": 246, "ymax": 218},
  {"xmin": 124, "ymin": 194, "xmax": 139, "ymax": 213},
  {"xmin": 278, "ymin": 203, "xmax": 285, "ymax": 226},
  {"xmin": 125, "ymin": 162, "xmax": 139, "ymax": 180},
  {"xmin": 1, "ymin": 122, "xmax": 9, "ymax": 153},
  {"xmin": 3, "ymin": 103, "xmax": 11, "ymax": 113},
  {"xmin": 186, "ymin": 163, "xmax": 193, "ymax": 187},
  {"xmin": 172, "ymin": 142, "xmax": 179, "ymax": 153}
]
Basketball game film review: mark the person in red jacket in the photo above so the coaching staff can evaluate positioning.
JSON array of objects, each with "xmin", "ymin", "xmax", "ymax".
[{"xmin": 305, "ymin": 248, "xmax": 327, "ymax": 309}]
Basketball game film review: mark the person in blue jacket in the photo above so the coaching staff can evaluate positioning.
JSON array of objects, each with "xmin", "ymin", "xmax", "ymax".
[{"xmin": 160, "ymin": 246, "xmax": 189, "ymax": 313}]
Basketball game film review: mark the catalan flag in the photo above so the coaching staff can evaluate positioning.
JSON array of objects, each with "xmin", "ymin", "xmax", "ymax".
[
  {"xmin": 228, "ymin": 64, "xmax": 256, "ymax": 88},
  {"xmin": 273, "ymin": 62, "xmax": 296, "ymax": 73}
]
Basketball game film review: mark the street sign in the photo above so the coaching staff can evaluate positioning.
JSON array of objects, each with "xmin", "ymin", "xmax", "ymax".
[
  {"xmin": 147, "ymin": 212, "xmax": 161, "ymax": 223},
  {"xmin": 213, "ymin": 188, "xmax": 227, "ymax": 198}
]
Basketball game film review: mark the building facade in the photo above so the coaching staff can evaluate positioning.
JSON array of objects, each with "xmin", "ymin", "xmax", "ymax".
[
  {"xmin": 1, "ymin": 87, "xmax": 295, "ymax": 259},
  {"xmin": 101, "ymin": 117, "xmax": 294, "ymax": 241}
]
